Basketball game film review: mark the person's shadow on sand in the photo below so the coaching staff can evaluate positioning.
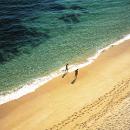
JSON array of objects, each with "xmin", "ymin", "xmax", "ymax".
[
  {"xmin": 71, "ymin": 78, "xmax": 77, "ymax": 84},
  {"xmin": 62, "ymin": 73, "xmax": 67, "ymax": 78}
]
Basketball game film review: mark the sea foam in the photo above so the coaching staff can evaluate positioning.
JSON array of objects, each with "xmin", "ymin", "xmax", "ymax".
[{"xmin": 0, "ymin": 34, "xmax": 130, "ymax": 105}]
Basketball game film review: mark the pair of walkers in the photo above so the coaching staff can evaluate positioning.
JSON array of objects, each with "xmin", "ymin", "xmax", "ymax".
[{"xmin": 62, "ymin": 64, "xmax": 79, "ymax": 83}]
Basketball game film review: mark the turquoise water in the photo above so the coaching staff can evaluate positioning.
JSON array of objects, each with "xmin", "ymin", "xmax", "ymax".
[{"xmin": 0, "ymin": 0, "xmax": 130, "ymax": 94}]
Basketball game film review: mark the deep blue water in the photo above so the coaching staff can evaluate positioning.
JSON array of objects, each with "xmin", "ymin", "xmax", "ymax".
[{"xmin": 0, "ymin": 0, "xmax": 130, "ymax": 93}]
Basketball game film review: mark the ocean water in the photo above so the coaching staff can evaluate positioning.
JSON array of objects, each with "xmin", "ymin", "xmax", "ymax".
[{"xmin": 0, "ymin": 0, "xmax": 130, "ymax": 96}]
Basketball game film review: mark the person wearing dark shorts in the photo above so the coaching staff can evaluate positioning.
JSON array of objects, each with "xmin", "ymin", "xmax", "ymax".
[
  {"xmin": 62, "ymin": 63, "xmax": 69, "ymax": 78},
  {"xmin": 65, "ymin": 63, "xmax": 69, "ymax": 72},
  {"xmin": 75, "ymin": 69, "xmax": 78, "ymax": 79}
]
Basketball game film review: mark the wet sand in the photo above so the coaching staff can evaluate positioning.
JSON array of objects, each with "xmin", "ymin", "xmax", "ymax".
[{"xmin": 0, "ymin": 40, "xmax": 130, "ymax": 130}]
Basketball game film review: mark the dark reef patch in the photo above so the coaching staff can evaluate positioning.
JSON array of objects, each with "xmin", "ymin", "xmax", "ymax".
[
  {"xmin": 59, "ymin": 13, "xmax": 81, "ymax": 24},
  {"xmin": 0, "ymin": 0, "xmax": 53, "ymax": 64},
  {"xmin": 0, "ymin": 16, "xmax": 50, "ymax": 64}
]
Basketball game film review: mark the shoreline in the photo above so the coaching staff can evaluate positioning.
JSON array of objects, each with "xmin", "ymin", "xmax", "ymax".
[
  {"xmin": 0, "ymin": 37, "xmax": 130, "ymax": 130},
  {"xmin": 0, "ymin": 34, "xmax": 130, "ymax": 105}
]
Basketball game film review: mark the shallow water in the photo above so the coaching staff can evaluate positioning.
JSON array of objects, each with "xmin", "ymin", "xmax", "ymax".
[{"xmin": 0, "ymin": 0, "xmax": 130, "ymax": 94}]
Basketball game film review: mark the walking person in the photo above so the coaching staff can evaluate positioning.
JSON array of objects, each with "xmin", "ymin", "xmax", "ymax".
[
  {"xmin": 71, "ymin": 69, "xmax": 79, "ymax": 84},
  {"xmin": 65, "ymin": 63, "xmax": 69, "ymax": 72},
  {"xmin": 75, "ymin": 69, "xmax": 78, "ymax": 79},
  {"xmin": 62, "ymin": 63, "xmax": 69, "ymax": 78}
]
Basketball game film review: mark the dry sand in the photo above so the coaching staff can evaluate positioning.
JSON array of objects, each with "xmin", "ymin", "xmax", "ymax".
[{"xmin": 0, "ymin": 40, "xmax": 130, "ymax": 130}]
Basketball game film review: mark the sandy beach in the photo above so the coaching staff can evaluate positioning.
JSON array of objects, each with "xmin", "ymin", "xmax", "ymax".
[{"xmin": 0, "ymin": 40, "xmax": 130, "ymax": 130}]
